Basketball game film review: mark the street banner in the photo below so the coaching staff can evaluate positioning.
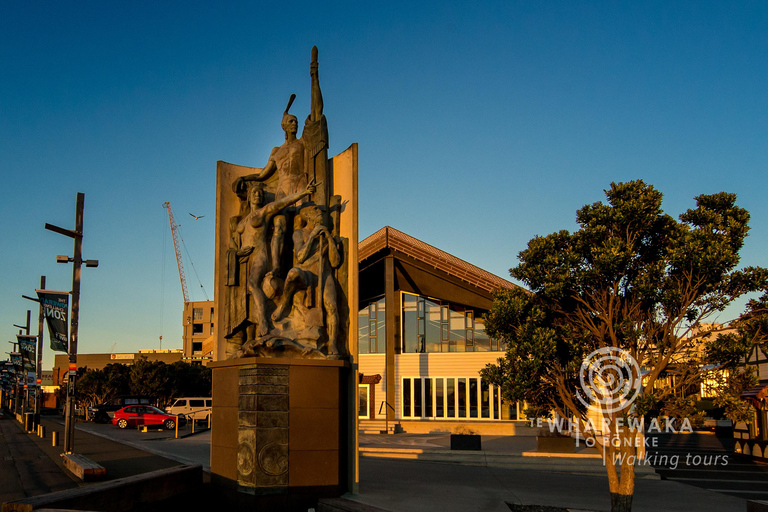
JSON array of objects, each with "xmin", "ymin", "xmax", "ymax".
[
  {"xmin": 9, "ymin": 352, "xmax": 22, "ymax": 369},
  {"xmin": 36, "ymin": 289, "xmax": 70, "ymax": 352},
  {"xmin": 17, "ymin": 334, "xmax": 36, "ymax": 371}
]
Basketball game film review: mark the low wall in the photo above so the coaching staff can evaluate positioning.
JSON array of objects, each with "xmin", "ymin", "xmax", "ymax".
[
  {"xmin": 395, "ymin": 420, "xmax": 534, "ymax": 436},
  {"xmin": 1, "ymin": 464, "xmax": 202, "ymax": 512}
]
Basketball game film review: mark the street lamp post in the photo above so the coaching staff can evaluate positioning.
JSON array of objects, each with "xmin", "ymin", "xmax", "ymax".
[
  {"xmin": 13, "ymin": 311, "xmax": 31, "ymax": 413},
  {"xmin": 22, "ymin": 276, "xmax": 47, "ymax": 426},
  {"xmin": 45, "ymin": 193, "xmax": 98, "ymax": 454}
]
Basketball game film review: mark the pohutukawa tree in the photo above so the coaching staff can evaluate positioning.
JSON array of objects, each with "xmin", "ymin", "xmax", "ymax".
[{"xmin": 481, "ymin": 180, "xmax": 767, "ymax": 512}]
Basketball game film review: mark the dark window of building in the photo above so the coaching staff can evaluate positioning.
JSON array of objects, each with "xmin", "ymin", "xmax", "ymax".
[
  {"xmin": 481, "ymin": 380, "xmax": 490, "ymax": 418},
  {"xmin": 192, "ymin": 342, "xmax": 202, "ymax": 353},
  {"xmin": 435, "ymin": 378, "xmax": 444, "ymax": 418},
  {"xmin": 358, "ymin": 298, "xmax": 386, "ymax": 354},
  {"xmin": 465, "ymin": 311, "xmax": 475, "ymax": 350},
  {"xmin": 402, "ymin": 378, "xmax": 412, "ymax": 417},
  {"xmin": 446, "ymin": 378, "xmax": 455, "ymax": 418},
  {"xmin": 358, "ymin": 305, "xmax": 370, "ymax": 354},
  {"xmin": 192, "ymin": 323, "xmax": 203, "ymax": 334},
  {"xmin": 414, "ymin": 379, "xmax": 422, "ymax": 417},
  {"xmin": 424, "ymin": 379, "xmax": 433, "ymax": 417},
  {"xmin": 210, "ymin": 307, "xmax": 214, "ymax": 322},
  {"xmin": 402, "ymin": 294, "xmax": 417, "ymax": 353},
  {"xmin": 469, "ymin": 378, "xmax": 478, "ymax": 418},
  {"xmin": 458, "ymin": 379, "xmax": 467, "ymax": 417}
]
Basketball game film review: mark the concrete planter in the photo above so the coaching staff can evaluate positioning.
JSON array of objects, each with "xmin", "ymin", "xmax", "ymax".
[
  {"xmin": 536, "ymin": 436, "xmax": 575, "ymax": 453},
  {"xmin": 450, "ymin": 434, "xmax": 482, "ymax": 451}
]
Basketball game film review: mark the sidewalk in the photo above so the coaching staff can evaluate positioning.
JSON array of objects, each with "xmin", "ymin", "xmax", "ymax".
[
  {"xmin": 0, "ymin": 414, "xmax": 183, "ymax": 505},
  {"xmin": 354, "ymin": 433, "xmax": 749, "ymax": 512}
]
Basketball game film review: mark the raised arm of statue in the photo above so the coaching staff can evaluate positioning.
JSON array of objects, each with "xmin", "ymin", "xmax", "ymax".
[
  {"xmin": 310, "ymin": 46, "xmax": 323, "ymax": 123},
  {"xmin": 263, "ymin": 180, "xmax": 318, "ymax": 219}
]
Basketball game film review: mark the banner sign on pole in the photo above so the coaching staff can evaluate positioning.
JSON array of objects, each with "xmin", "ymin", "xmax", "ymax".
[
  {"xmin": 17, "ymin": 334, "xmax": 37, "ymax": 371},
  {"xmin": 36, "ymin": 289, "xmax": 70, "ymax": 352},
  {"xmin": 9, "ymin": 352, "xmax": 22, "ymax": 369}
]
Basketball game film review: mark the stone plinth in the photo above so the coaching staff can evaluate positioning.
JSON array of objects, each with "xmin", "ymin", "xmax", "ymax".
[{"xmin": 210, "ymin": 357, "xmax": 349, "ymax": 500}]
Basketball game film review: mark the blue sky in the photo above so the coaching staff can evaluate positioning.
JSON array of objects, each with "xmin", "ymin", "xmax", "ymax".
[{"xmin": 1, "ymin": 1, "xmax": 767, "ymax": 370}]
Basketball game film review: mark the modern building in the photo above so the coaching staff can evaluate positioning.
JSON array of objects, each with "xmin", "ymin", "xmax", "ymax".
[
  {"xmin": 736, "ymin": 343, "xmax": 768, "ymax": 459},
  {"xmin": 357, "ymin": 227, "xmax": 524, "ymax": 434},
  {"xmin": 182, "ymin": 300, "xmax": 215, "ymax": 364}
]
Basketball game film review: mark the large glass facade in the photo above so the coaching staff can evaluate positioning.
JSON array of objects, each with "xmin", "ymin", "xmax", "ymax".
[
  {"xmin": 360, "ymin": 292, "xmax": 503, "ymax": 354},
  {"xmin": 358, "ymin": 297, "xmax": 386, "ymax": 354},
  {"xmin": 401, "ymin": 376, "xmax": 512, "ymax": 421},
  {"xmin": 401, "ymin": 292, "xmax": 501, "ymax": 353}
]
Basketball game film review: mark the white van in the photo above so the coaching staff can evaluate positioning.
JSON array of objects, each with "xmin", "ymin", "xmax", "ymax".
[{"xmin": 166, "ymin": 397, "xmax": 212, "ymax": 421}]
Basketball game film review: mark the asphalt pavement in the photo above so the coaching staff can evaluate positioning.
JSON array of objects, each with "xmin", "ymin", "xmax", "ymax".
[{"xmin": 0, "ymin": 413, "xmax": 761, "ymax": 512}]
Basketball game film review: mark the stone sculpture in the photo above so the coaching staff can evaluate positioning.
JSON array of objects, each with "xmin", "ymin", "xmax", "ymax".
[{"xmin": 223, "ymin": 46, "xmax": 346, "ymax": 360}]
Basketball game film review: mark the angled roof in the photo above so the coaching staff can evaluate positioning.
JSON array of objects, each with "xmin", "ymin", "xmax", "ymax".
[{"xmin": 359, "ymin": 226, "xmax": 516, "ymax": 294}]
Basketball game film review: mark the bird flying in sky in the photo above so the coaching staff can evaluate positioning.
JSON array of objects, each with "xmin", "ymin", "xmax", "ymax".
[{"xmin": 189, "ymin": 213, "xmax": 204, "ymax": 220}]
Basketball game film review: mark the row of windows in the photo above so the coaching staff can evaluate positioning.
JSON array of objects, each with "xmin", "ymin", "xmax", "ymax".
[
  {"xmin": 400, "ymin": 377, "xmax": 520, "ymax": 421},
  {"xmin": 192, "ymin": 307, "xmax": 214, "ymax": 322},
  {"xmin": 191, "ymin": 323, "xmax": 214, "ymax": 335},
  {"xmin": 358, "ymin": 293, "xmax": 504, "ymax": 354}
]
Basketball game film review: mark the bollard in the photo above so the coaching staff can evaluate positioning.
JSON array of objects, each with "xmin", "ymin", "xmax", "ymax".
[
  {"xmin": 38, "ymin": 425, "xmax": 46, "ymax": 438},
  {"xmin": 208, "ymin": 413, "xmax": 211, "ymax": 429},
  {"xmin": 175, "ymin": 417, "xmax": 179, "ymax": 439},
  {"xmin": 191, "ymin": 413, "xmax": 196, "ymax": 434},
  {"xmin": 52, "ymin": 431, "xmax": 58, "ymax": 447}
]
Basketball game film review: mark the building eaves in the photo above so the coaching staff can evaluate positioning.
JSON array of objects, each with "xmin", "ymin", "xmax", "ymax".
[{"xmin": 358, "ymin": 226, "xmax": 515, "ymax": 294}]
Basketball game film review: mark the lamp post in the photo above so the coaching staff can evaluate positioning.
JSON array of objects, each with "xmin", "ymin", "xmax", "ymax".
[
  {"xmin": 13, "ymin": 311, "xmax": 31, "ymax": 413},
  {"xmin": 23, "ymin": 276, "xmax": 46, "ymax": 426},
  {"xmin": 45, "ymin": 193, "xmax": 98, "ymax": 454}
]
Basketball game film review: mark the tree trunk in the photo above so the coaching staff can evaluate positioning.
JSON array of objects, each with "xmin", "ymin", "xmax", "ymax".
[{"xmin": 611, "ymin": 492, "xmax": 633, "ymax": 512}]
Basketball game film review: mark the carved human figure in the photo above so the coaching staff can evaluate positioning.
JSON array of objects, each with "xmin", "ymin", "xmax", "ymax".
[
  {"xmin": 235, "ymin": 46, "xmax": 329, "ymax": 277},
  {"xmin": 233, "ymin": 180, "xmax": 316, "ymax": 339},
  {"xmin": 272, "ymin": 205, "xmax": 341, "ymax": 355}
]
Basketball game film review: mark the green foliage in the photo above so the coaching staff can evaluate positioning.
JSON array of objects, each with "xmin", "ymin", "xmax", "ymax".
[
  {"xmin": 661, "ymin": 396, "xmax": 705, "ymax": 428},
  {"xmin": 74, "ymin": 360, "xmax": 212, "ymax": 414},
  {"xmin": 484, "ymin": 180, "xmax": 767, "ymax": 423}
]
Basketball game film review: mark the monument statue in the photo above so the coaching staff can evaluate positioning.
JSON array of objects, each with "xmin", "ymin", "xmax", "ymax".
[{"xmin": 223, "ymin": 46, "xmax": 346, "ymax": 360}]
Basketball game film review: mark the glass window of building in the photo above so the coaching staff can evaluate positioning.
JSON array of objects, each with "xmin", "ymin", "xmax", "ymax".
[
  {"xmin": 192, "ymin": 308, "xmax": 203, "ymax": 321},
  {"xmin": 400, "ymin": 376, "xmax": 507, "ymax": 422},
  {"xmin": 358, "ymin": 298, "xmax": 386, "ymax": 354},
  {"xmin": 358, "ymin": 384, "xmax": 370, "ymax": 418},
  {"xmin": 400, "ymin": 292, "xmax": 502, "ymax": 353}
]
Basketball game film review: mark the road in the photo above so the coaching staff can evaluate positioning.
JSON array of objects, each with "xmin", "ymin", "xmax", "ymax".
[{"xmin": 48, "ymin": 417, "xmax": 211, "ymax": 470}]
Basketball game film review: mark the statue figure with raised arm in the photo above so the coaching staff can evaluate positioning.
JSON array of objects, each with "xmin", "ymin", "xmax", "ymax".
[{"xmin": 234, "ymin": 46, "xmax": 330, "ymax": 278}]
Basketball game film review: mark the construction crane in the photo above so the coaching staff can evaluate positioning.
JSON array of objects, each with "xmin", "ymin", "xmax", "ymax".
[{"xmin": 162, "ymin": 202, "xmax": 190, "ymax": 304}]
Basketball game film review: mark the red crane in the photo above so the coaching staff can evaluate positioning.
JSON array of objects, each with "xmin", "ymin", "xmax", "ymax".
[{"xmin": 162, "ymin": 202, "xmax": 190, "ymax": 304}]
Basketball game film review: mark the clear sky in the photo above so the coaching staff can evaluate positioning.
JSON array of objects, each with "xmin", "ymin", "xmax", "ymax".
[{"xmin": 2, "ymin": 1, "xmax": 767, "ymax": 371}]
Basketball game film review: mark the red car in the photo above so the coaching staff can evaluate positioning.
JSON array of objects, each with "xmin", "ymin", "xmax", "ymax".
[{"xmin": 111, "ymin": 405, "xmax": 186, "ymax": 430}]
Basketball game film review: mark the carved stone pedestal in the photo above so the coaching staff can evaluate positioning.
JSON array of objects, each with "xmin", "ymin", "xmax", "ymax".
[{"xmin": 209, "ymin": 357, "xmax": 349, "ymax": 505}]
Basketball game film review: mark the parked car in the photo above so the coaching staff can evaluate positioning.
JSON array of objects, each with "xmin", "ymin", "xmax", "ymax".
[
  {"xmin": 166, "ymin": 397, "xmax": 212, "ymax": 421},
  {"xmin": 90, "ymin": 396, "xmax": 157, "ymax": 423},
  {"xmin": 111, "ymin": 405, "xmax": 186, "ymax": 430}
]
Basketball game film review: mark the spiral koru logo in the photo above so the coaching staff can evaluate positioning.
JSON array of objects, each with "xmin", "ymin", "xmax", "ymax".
[{"xmin": 576, "ymin": 347, "xmax": 641, "ymax": 413}]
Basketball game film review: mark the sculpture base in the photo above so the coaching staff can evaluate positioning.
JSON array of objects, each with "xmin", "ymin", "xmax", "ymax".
[{"xmin": 209, "ymin": 357, "xmax": 349, "ymax": 506}]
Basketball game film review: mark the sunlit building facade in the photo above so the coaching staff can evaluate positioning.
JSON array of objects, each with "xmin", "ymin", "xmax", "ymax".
[{"xmin": 357, "ymin": 227, "xmax": 524, "ymax": 434}]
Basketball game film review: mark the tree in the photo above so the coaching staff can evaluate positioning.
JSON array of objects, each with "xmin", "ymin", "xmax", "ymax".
[
  {"xmin": 75, "ymin": 363, "xmax": 130, "ymax": 420},
  {"xmin": 481, "ymin": 180, "xmax": 767, "ymax": 512}
]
